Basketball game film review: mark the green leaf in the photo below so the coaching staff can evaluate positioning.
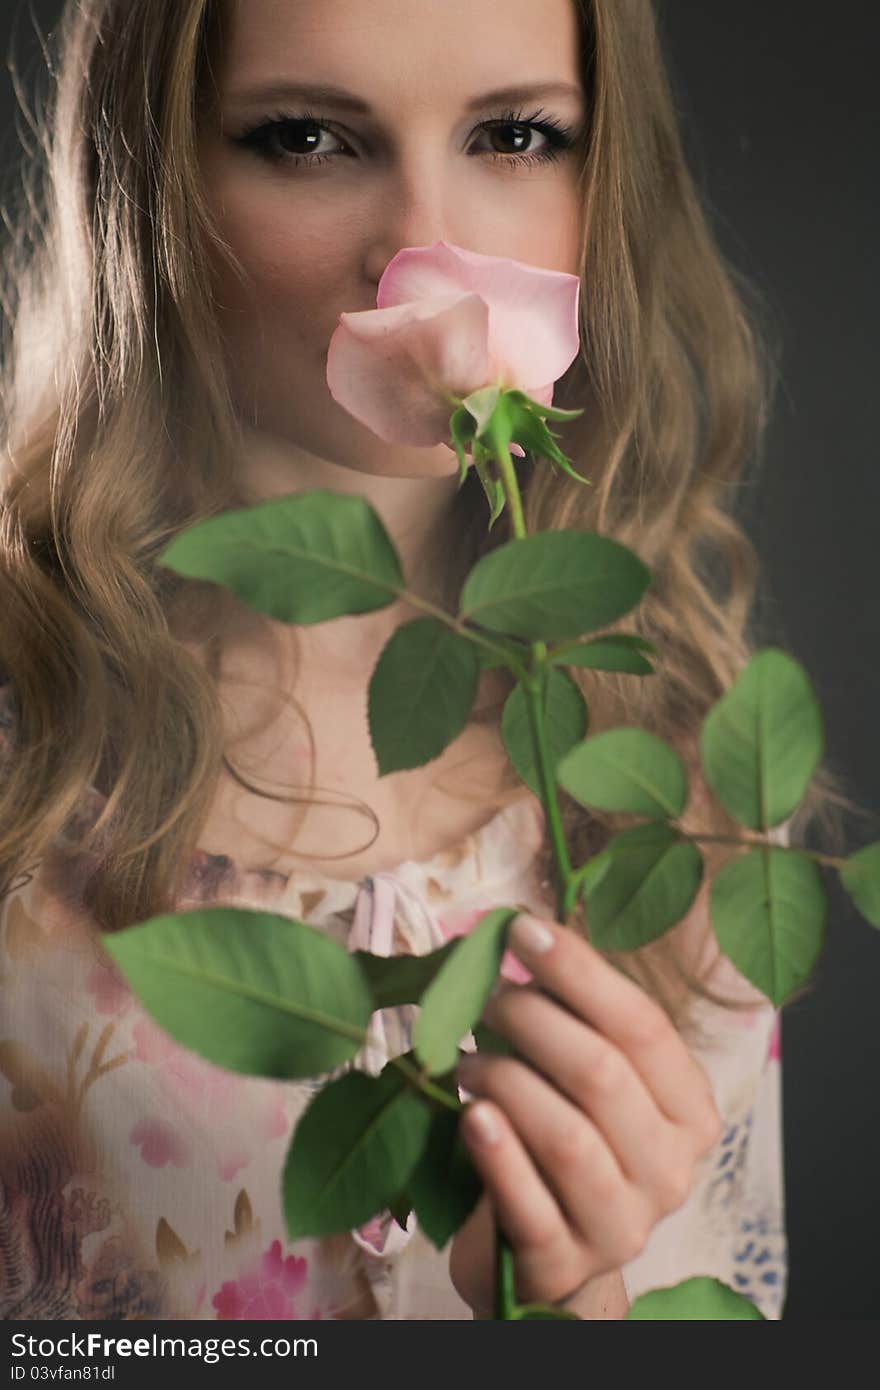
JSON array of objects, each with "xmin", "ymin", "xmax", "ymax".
[
  {"xmin": 472, "ymin": 1022, "xmax": 514, "ymax": 1057},
  {"xmin": 459, "ymin": 532, "xmax": 651, "ymax": 643},
  {"xmin": 450, "ymin": 405, "xmax": 478, "ymax": 487},
  {"xmin": 388, "ymin": 1188, "xmax": 413, "ymax": 1233},
  {"xmin": 504, "ymin": 387, "xmax": 585, "ymax": 423},
  {"xmin": 368, "ymin": 618, "xmax": 480, "ymax": 775},
  {"xmin": 414, "ymin": 907, "xmax": 519, "ymax": 1075},
  {"xmin": 549, "ymin": 634, "xmax": 656, "ymax": 675},
  {"xmin": 461, "ymin": 384, "xmax": 501, "ymax": 436},
  {"xmin": 583, "ymin": 823, "xmax": 704, "ymax": 952},
  {"xmin": 557, "ymin": 727, "xmax": 688, "ymax": 818},
  {"xmin": 700, "ymin": 649, "xmax": 824, "ymax": 830},
  {"xmin": 474, "ymin": 636, "xmax": 531, "ymax": 671},
  {"xmin": 492, "ymin": 391, "xmax": 591, "ymax": 483},
  {"xmin": 283, "ymin": 1064, "xmax": 432, "ymax": 1238},
  {"xmin": 710, "ymin": 846, "xmax": 826, "ymax": 1006},
  {"xmin": 408, "ymin": 1106, "xmax": 482, "ymax": 1250},
  {"xmin": 839, "ymin": 842, "xmax": 880, "ymax": 928},
  {"xmin": 501, "ymin": 668, "xmax": 588, "ymax": 798},
  {"xmin": 156, "ymin": 489, "xmax": 403, "ymax": 625},
  {"xmin": 472, "ymin": 452, "xmax": 506, "ymax": 529},
  {"xmin": 102, "ymin": 907, "xmax": 371, "ymax": 1079},
  {"xmin": 627, "ymin": 1276, "xmax": 765, "ymax": 1320},
  {"xmin": 352, "ymin": 939, "xmax": 459, "ymax": 1010}
]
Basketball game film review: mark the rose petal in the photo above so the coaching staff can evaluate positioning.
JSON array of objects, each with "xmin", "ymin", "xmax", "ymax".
[
  {"xmin": 327, "ymin": 292, "xmax": 490, "ymax": 446},
  {"xmin": 377, "ymin": 240, "xmax": 580, "ymax": 393}
]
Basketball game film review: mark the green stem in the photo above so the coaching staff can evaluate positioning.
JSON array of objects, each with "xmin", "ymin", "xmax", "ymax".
[
  {"xmin": 486, "ymin": 422, "xmax": 586, "ymax": 1320},
  {"xmin": 391, "ymin": 1053, "xmax": 461, "ymax": 1112},
  {"xmin": 496, "ymin": 1239, "xmax": 518, "ymax": 1321},
  {"xmin": 685, "ymin": 832, "xmax": 846, "ymax": 871},
  {"xmin": 351, "ymin": 573, "xmax": 533, "ymax": 685},
  {"xmin": 521, "ymin": 676, "xmax": 577, "ymax": 921},
  {"xmin": 491, "ymin": 430, "xmax": 577, "ymax": 925},
  {"xmin": 492, "ymin": 445, "xmax": 528, "ymax": 539}
]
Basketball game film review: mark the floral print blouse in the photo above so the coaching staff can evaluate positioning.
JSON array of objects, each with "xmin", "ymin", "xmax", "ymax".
[{"xmin": 0, "ymin": 682, "xmax": 787, "ymax": 1319}]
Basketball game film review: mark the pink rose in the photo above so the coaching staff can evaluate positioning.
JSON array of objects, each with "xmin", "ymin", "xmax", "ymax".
[{"xmin": 326, "ymin": 240, "xmax": 580, "ymax": 450}]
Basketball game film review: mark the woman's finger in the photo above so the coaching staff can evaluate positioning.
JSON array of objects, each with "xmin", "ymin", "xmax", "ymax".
[
  {"xmin": 506, "ymin": 915, "xmax": 722, "ymax": 1145},
  {"xmin": 480, "ymin": 984, "xmax": 703, "ymax": 1209},
  {"xmin": 457, "ymin": 1094, "xmax": 608, "ymax": 1299},
  {"xmin": 459, "ymin": 1095, "xmax": 568, "ymax": 1249},
  {"xmin": 457, "ymin": 1054, "xmax": 652, "ymax": 1269}
]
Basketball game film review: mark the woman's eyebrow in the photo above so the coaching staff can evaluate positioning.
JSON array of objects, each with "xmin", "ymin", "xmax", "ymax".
[{"xmin": 223, "ymin": 79, "xmax": 584, "ymax": 113}]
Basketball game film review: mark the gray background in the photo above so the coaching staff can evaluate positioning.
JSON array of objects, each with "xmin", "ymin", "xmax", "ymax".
[
  {"xmin": 656, "ymin": 3, "xmax": 880, "ymax": 1319},
  {"xmin": 1, "ymin": 2, "xmax": 877, "ymax": 1318}
]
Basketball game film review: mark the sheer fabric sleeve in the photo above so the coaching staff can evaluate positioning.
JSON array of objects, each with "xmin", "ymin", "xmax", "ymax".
[{"xmin": 0, "ymin": 850, "xmax": 385, "ymax": 1320}]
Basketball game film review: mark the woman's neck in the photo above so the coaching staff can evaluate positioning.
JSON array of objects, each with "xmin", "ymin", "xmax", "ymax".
[{"xmin": 235, "ymin": 423, "xmax": 465, "ymax": 605}]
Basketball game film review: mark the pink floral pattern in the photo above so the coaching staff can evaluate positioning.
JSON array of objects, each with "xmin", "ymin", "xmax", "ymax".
[
  {"xmin": 129, "ymin": 1016, "xmax": 289, "ymax": 1181},
  {"xmin": 130, "ymin": 1118, "xmax": 188, "ymax": 1169},
  {"xmin": 212, "ymin": 1241, "xmax": 321, "ymax": 1320},
  {"xmin": 85, "ymin": 959, "xmax": 131, "ymax": 1016}
]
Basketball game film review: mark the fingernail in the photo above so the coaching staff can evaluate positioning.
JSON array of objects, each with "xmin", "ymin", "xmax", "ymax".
[
  {"xmin": 509, "ymin": 913, "xmax": 555, "ymax": 957},
  {"xmin": 466, "ymin": 1102, "xmax": 499, "ymax": 1146}
]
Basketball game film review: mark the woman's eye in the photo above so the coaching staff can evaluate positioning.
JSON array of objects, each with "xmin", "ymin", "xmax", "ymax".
[
  {"xmin": 240, "ymin": 117, "xmax": 348, "ymax": 164},
  {"xmin": 236, "ymin": 111, "xmax": 577, "ymax": 170},
  {"xmin": 476, "ymin": 121, "xmax": 551, "ymax": 161}
]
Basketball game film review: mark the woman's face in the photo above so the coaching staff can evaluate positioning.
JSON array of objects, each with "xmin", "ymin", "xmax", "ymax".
[{"xmin": 197, "ymin": 0, "xmax": 587, "ymax": 480}]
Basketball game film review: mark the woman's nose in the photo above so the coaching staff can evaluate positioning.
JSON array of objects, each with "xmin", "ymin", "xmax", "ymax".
[{"xmin": 363, "ymin": 163, "xmax": 458, "ymax": 287}]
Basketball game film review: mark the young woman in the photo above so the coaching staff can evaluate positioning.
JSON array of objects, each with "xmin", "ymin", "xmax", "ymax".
[{"xmin": 0, "ymin": 0, "xmax": 849, "ymax": 1320}]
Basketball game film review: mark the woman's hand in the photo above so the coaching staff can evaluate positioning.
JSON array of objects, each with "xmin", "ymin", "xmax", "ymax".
[{"xmin": 448, "ymin": 913, "xmax": 723, "ymax": 1318}]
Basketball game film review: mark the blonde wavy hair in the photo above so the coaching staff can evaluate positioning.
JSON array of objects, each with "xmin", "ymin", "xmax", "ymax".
[{"xmin": 0, "ymin": 0, "xmax": 863, "ymax": 1044}]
